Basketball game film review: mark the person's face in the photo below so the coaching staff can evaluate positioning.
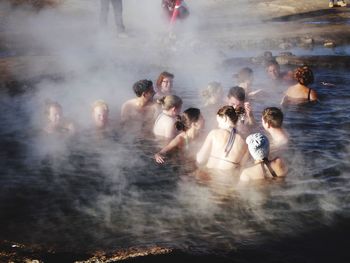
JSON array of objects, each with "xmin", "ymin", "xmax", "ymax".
[
  {"xmin": 160, "ymin": 77, "xmax": 173, "ymax": 94},
  {"xmin": 267, "ymin": 65, "xmax": 280, "ymax": 80},
  {"xmin": 227, "ymin": 96, "xmax": 244, "ymax": 109},
  {"xmin": 194, "ymin": 114, "xmax": 205, "ymax": 130},
  {"xmin": 93, "ymin": 106, "xmax": 108, "ymax": 128},
  {"xmin": 48, "ymin": 106, "xmax": 62, "ymax": 127}
]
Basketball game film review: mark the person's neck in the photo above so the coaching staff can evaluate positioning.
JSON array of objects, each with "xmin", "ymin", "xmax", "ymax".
[
  {"xmin": 162, "ymin": 109, "xmax": 174, "ymax": 117},
  {"xmin": 137, "ymin": 97, "xmax": 150, "ymax": 107},
  {"xmin": 268, "ymin": 127, "xmax": 284, "ymax": 139}
]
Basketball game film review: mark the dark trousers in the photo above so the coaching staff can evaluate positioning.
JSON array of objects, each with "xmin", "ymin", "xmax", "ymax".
[{"xmin": 100, "ymin": 0, "xmax": 125, "ymax": 32}]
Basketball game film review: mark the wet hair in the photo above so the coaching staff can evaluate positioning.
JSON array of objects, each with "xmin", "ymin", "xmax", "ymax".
[
  {"xmin": 133, "ymin": 79, "xmax": 154, "ymax": 97},
  {"xmin": 157, "ymin": 95, "xmax": 182, "ymax": 111},
  {"xmin": 201, "ymin": 81, "xmax": 223, "ymax": 105},
  {"xmin": 45, "ymin": 100, "xmax": 62, "ymax": 116},
  {"xmin": 92, "ymin": 100, "xmax": 109, "ymax": 113},
  {"xmin": 234, "ymin": 67, "xmax": 253, "ymax": 83},
  {"xmin": 217, "ymin": 105, "xmax": 238, "ymax": 125},
  {"xmin": 294, "ymin": 66, "xmax": 314, "ymax": 86},
  {"xmin": 156, "ymin": 71, "xmax": 174, "ymax": 90},
  {"xmin": 175, "ymin": 108, "xmax": 201, "ymax": 131},
  {"xmin": 262, "ymin": 107, "xmax": 283, "ymax": 128},
  {"xmin": 227, "ymin": 86, "xmax": 246, "ymax": 102},
  {"xmin": 266, "ymin": 60, "xmax": 280, "ymax": 70}
]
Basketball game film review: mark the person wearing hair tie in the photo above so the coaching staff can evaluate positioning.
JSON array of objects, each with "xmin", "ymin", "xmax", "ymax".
[
  {"xmin": 196, "ymin": 106, "xmax": 247, "ymax": 172},
  {"xmin": 154, "ymin": 108, "xmax": 204, "ymax": 164},
  {"xmin": 240, "ymin": 133, "xmax": 287, "ymax": 182}
]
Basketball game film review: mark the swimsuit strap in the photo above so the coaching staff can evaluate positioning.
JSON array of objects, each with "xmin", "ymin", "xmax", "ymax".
[
  {"xmin": 262, "ymin": 158, "xmax": 278, "ymax": 178},
  {"xmin": 184, "ymin": 134, "xmax": 189, "ymax": 150},
  {"xmin": 224, "ymin": 128, "xmax": 236, "ymax": 158},
  {"xmin": 307, "ymin": 88, "xmax": 312, "ymax": 102}
]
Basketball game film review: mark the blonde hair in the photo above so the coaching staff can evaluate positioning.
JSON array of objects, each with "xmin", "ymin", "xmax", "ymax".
[
  {"xmin": 157, "ymin": 95, "xmax": 182, "ymax": 110},
  {"xmin": 201, "ymin": 81, "xmax": 223, "ymax": 106},
  {"xmin": 92, "ymin": 100, "xmax": 109, "ymax": 112}
]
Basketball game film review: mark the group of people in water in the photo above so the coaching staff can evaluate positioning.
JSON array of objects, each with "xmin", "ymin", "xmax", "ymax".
[{"xmin": 43, "ymin": 61, "xmax": 318, "ymax": 185}]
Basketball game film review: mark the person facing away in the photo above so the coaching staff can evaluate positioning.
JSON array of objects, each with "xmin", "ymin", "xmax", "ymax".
[
  {"xmin": 281, "ymin": 65, "xmax": 318, "ymax": 105},
  {"xmin": 239, "ymin": 133, "xmax": 288, "ymax": 182},
  {"xmin": 261, "ymin": 107, "xmax": 289, "ymax": 157},
  {"xmin": 154, "ymin": 71, "xmax": 174, "ymax": 99},
  {"xmin": 154, "ymin": 108, "xmax": 205, "ymax": 164},
  {"xmin": 43, "ymin": 100, "xmax": 75, "ymax": 135},
  {"xmin": 100, "ymin": 0, "xmax": 126, "ymax": 37},
  {"xmin": 196, "ymin": 106, "xmax": 247, "ymax": 171},
  {"xmin": 226, "ymin": 86, "xmax": 256, "ymax": 136},
  {"xmin": 121, "ymin": 79, "xmax": 157, "ymax": 132},
  {"xmin": 153, "ymin": 95, "xmax": 183, "ymax": 140}
]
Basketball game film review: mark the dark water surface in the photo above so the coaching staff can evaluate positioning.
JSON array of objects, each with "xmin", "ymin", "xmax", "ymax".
[{"xmin": 0, "ymin": 67, "xmax": 350, "ymax": 262}]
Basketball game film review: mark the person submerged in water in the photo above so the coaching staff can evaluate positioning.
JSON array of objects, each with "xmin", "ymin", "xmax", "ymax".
[
  {"xmin": 43, "ymin": 100, "xmax": 75, "ymax": 135},
  {"xmin": 261, "ymin": 107, "xmax": 289, "ymax": 157},
  {"xmin": 240, "ymin": 133, "xmax": 287, "ymax": 182},
  {"xmin": 91, "ymin": 100, "xmax": 111, "ymax": 135},
  {"xmin": 281, "ymin": 65, "xmax": 318, "ymax": 105},
  {"xmin": 153, "ymin": 95, "xmax": 183, "ymax": 140},
  {"xmin": 196, "ymin": 106, "xmax": 247, "ymax": 171},
  {"xmin": 154, "ymin": 107, "xmax": 205, "ymax": 164},
  {"xmin": 234, "ymin": 67, "xmax": 262, "ymax": 97},
  {"xmin": 154, "ymin": 71, "xmax": 174, "ymax": 100},
  {"xmin": 121, "ymin": 79, "xmax": 157, "ymax": 133}
]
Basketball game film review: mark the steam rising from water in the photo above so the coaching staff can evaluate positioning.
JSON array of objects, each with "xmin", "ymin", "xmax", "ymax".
[{"xmin": 0, "ymin": 0, "xmax": 350, "ymax": 255}]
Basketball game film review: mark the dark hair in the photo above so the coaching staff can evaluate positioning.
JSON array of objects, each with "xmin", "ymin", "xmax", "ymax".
[
  {"xmin": 217, "ymin": 105, "xmax": 238, "ymax": 125},
  {"xmin": 235, "ymin": 67, "xmax": 253, "ymax": 83},
  {"xmin": 262, "ymin": 107, "xmax": 283, "ymax": 128},
  {"xmin": 294, "ymin": 66, "xmax": 314, "ymax": 86},
  {"xmin": 266, "ymin": 60, "xmax": 280, "ymax": 70},
  {"xmin": 133, "ymin": 79, "xmax": 153, "ymax": 97},
  {"xmin": 156, "ymin": 71, "xmax": 174, "ymax": 90},
  {"xmin": 175, "ymin": 108, "xmax": 201, "ymax": 131},
  {"xmin": 227, "ymin": 86, "xmax": 246, "ymax": 102}
]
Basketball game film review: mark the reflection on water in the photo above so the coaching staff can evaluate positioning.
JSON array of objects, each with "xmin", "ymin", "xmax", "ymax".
[{"xmin": 0, "ymin": 68, "xmax": 350, "ymax": 260}]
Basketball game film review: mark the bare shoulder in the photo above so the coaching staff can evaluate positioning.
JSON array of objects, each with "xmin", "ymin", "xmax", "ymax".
[{"xmin": 310, "ymin": 88, "xmax": 318, "ymax": 101}]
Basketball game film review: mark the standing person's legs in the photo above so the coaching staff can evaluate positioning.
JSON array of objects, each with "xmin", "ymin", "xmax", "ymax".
[
  {"xmin": 110, "ymin": 0, "xmax": 125, "ymax": 33},
  {"xmin": 100, "ymin": 0, "xmax": 110, "ymax": 26}
]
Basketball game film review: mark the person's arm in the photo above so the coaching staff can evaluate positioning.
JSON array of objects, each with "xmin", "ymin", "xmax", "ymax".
[
  {"xmin": 310, "ymin": 89, "xmax": 318, "ymax": 102},
  {"xmin": 196, "ymin": 131, "xmax": 213, "ymax": 165},
  {"xmin": 154, "ymin": 134, "xmax": 184, "ymax": 164},
  {"xmin": 244, "ymin": 102, "xmax": 256, "ymax": 126}
]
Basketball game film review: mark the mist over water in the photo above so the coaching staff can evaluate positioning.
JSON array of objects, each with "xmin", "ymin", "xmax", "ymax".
[{"xmin": 0, "ymin": 0, "xmax": 350, "ymax": 259}]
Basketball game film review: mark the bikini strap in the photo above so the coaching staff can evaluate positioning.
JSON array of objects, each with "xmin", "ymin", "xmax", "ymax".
[
  {"xmin": 224, "ymin": 128, "xmax": 236, "ymax": 157},
  {"xmin": 263, "ymin": 158, "xmax": 278, "ymax": 178},
  {"xmin": 307, "ymin": 88, "xmax": 312, "ymax": 102}
]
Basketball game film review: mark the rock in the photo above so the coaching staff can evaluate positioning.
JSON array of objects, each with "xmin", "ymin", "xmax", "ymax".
[
  {"xmin": 324, "ymin": 40, "xmax": 336, "ymax": 48},
  {"xmin": 278, "ymin": 42, "xmax": 293, "ymax": 50}
]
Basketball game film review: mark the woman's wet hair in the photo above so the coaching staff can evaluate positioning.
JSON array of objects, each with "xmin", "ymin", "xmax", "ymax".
[
  {"xmin": 234, "ymin": 67, "xmax": 253, "ymax": 83},
  {"xmin": 133, "ymin": 79, "xmax": 153, "ymax": 97},
  {"xmin": 217, "ymin": 105, "xmax": 238, "ymax": 125},
  {"xmin": 92, "ymin": 100, "xmax": 109, "ymax": 113},
  {"xmin": 175, "ymin": 108, "xmax": 201, "ymax": 131},
  {"xmin": 45, "ymin": 99, "xmax": 62, "ymax": 115},
  {"xmin": 157, "ymin": 95, "xmax": 182, "ymax": 110},
  {"xmin": 262, "ymin": 107, "xmax": 283, "ymax": 128},
  {"xmin": 227, "ymin": 86, "xmax": 246, "ymax": 102},
  {"xmin": 156, "ymin": 71, "xmax": 174, "ymax": 90},
  {"xmin": 294, "ymin": 66, "xmax": 314, "ymax": 86},
  {"xmin": 266, "ymin": 60, "xmax": 280, "ymax": 70}
]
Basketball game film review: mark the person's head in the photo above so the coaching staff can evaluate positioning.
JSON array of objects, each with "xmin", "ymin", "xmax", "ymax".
[
  {"xmin": 262, "ymin": 107, "xmax": 284, "ymax": 129},
  {"xmin": 175, "ymin": 108, "xmax": 204, "ymax": 132},
  {"xmin": 235, "ymin": 67, "xmax": 254, "ymax": 84},
  {"xmin": 157, "ymin": 95, "xmax": 182, "ymax": 115},
  {"xmin": 246, "ymin": 133, "xmax": 270, "ymax": 161},
  {"xmin": 156, "ymin": 71, "xmax": 174, "ymax": 95},
  {"xmin": 92, "ymin": 100, "xmax": 109, "ymax": 129},
  {"xmin": 227, "ymin": 86, "xmax": 246, "ymax": 109},
  {"xmin": 266, "ymin": 60, "xmax": 281, "ymax": 80},
  {"xmin": 133, "ymin": 79, "xmax": 155, "ymax": 100},
  {"xmin": 294, "ymin": 66, "xmax": 314, "ymax": 86},
  {"xmin": 216, "ymin": 105, "xmax": 238, "ymax": 129},
  {"xmin": 45, "ymin": 101, "xmax": 63, "ymax": 127},
  {"xmin": 201, "ymin": 81, "xmax": 223, "ymax": 106}
]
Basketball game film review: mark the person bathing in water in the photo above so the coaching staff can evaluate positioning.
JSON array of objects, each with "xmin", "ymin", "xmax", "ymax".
[
  {"xmin": 44, "ymin": 100, "xmax": 75, "ymax": 135},
  {"xmin": 234, "ymin": 67, "xmax": 262, "ymax": 97},
  {"xmin": 153, "ymin": 95, "xmax": 183, "ymax": 140},
  {"xmin": 281, "ymin": 66, "xmax": 318, "ymax": 105},
  {"xmin": 240, "ymin": 133, "xmax": 288, "ymax": 182},
  {"xmin": 121, "ymin": 79, "xmax": 157, "ymax": 133},
  {"xmin": 154, "ymin": 108, "xmax": 205, "ymax": 164},
  {"xmin": 154, "ymin": 71, "xmax": 174, "ymax": 99},
  {"xmin": 261, "ymin": 107, "xmax": 289, "ymax": 157},
  {"xmin": 92, "ymin": 100, "xmax": 111, "ymax": 133},
  {"xmin": 196, "ymin": 106, "xmax": 247, "ymax": 172}
]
